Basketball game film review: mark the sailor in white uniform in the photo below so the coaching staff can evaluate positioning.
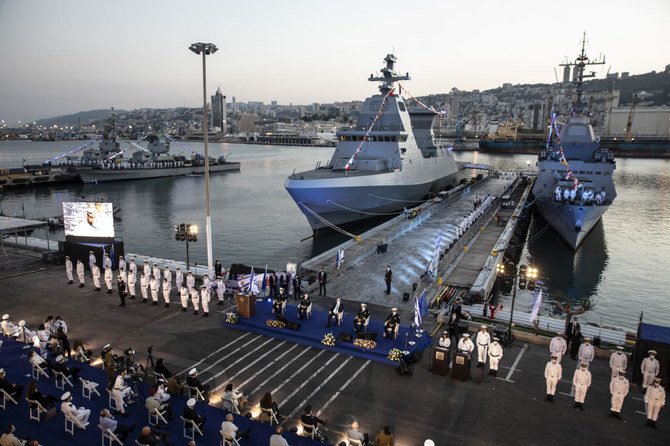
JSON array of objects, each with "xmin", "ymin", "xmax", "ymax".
[
  {"xmin": 549, "ymin": 332, "xmax": 567, "ymax": 364},
  {"xmin": 488, "ymin": 337, "xmax": 504, "ymax": 377},
  {"xmin": 609, "ymin": 370, "xmax": 629, "ymax": 419},
  {"xmin": 186, "ymin": 272, "xmax": 195, "ymax": 293},
  {"xmin": 76, "ymin": 259, "xmax": 85, "ymax": 287},
  {"xmin": 92, "ymin": 264, "xmax": 102, "ymax": 291},
  {"xmin": 127, "ymin": 268, "xmax": 137, "ymax": 299},
  {"xmin": 149, "ymin": 276, "xmax": 159, "ymax": 305},
  {"xmin": 457, "ymin": 333, "xmax": 475, "ymax": 356},
  {"xmin": 128, "ymin": 258, "xmax": 137, "ymax": 276},
  {"xmin": 179, "ymin": 285, "xmax": 190, "ymax": 312},
  {"xmin": 65, "ymin": 256, "xmax": 74, "ymax": 284},
  {"xmin": 200, "ymin": 285, "xmax": 210, "ymax": 317},
  {"xmin": 118, "ymin": 256, "xmax": 126, "ymax": 272},
  {"xmin": 578, "ymin": 338, "xmax": 595, "ymax": 366},
  {"xmin": 163, "ymin": 267, "xmax": 172, "ymax": 287},
  {"xmin": 175, "ymin": 267, "xmax": 183, "ymax": 291},
  {"xmin": 572, "ymin": 362, "xmax": 592, "ymax": 410},
  {"xmin": 88, "ymin": 251, "xmax": 96, "ymax": 277},
  {"xmin": 140, "ymin": 272, "xmax": 149, "ymax": 302},
  {"xmin": 544, "ymin": 355, "xmax": 562, "ymax": 402},
  {"xmin": 438, "ymin": 331, "xmax": 451, "ymax": 348},
  {"xmin": 609, "ymin": 346, "xmax": 627, "ymax": 378},
  {"xmin": 641, "ymin": 350, "xmax": 660, "ymax": 392},
  {"xmin": 190, "ymin": 287, "xmax": 200, "ymax": 315},
  {"xmin": 104, "ymin": 265, "xmax": 113, "ymax": 294},
  {"xmin": 216, "ymin": 276, "xmax": 226, "ymax": 305},
  {"xmin": 475, "ymin": 325, "xmax": 491, "ymax": 368},
  {"xmin": 143, "ymin": 261, "xmax": 150, "ymax": 280},
  {"xmin": 152, "ymin": 264, "xmax": 160, "ymax": 284},
  {"xmin": 162, "ymin": 278, "xmax": 171, "ymax": 307}
]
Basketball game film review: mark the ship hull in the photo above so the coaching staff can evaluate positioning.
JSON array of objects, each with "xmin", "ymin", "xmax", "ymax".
[
  {"xmin": 285, "ymin": 168, "xmax": 471, "ymax": 231},
  {"xmin": 534, "ymin": 199, "xmax": 608, "ymax": 250},
  {"xmin": 76, "ymin": 163, "xmax": 240, "ymax": 183}
]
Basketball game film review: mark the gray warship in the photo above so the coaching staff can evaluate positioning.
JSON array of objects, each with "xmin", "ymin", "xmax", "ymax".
[
  {"xmin": 285, "ymin": 54, "xmax": 470, "ymax": 233},
  {"xmin": 531, "ymin": 39, "xmax": 616, "ymax": 250}
]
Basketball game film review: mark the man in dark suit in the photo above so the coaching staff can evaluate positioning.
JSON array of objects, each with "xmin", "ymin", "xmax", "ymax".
[
  {"xmin": 292, "ymin": 274, "xmax": 302, "ymax": 301},
  {"xmin": 384, "ymin": 266, "xmax": 393, "ymax": 295},
  {"xmin": 327, "ymin": 298, "xmax": 343, "ymax": 327},
  {"xmin": 117, "ymin": 276, "xmax": 127, "ymax": 307},
  {"xmin": 269, "ymin": 273, "xmax": 277, "ymax": 299},
  {"xmin": 567, "ymin": 317, "xmax": 582, "ymax": 359},
  {"xmin": 317, "ymin": 268, "xmax": 327, "ymax": 296}
]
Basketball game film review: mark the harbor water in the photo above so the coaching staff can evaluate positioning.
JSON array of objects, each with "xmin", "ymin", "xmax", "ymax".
[{"xmin": 1, "ymin": 141, "xmax": 669, "ymax": 331}]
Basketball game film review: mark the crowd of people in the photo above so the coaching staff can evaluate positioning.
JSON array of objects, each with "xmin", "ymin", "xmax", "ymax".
[{"xmin": 553, "ymin": 185, "xmax": 609, "ymax": 206}]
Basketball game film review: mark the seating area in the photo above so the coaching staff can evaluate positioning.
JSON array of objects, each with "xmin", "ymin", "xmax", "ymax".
[
  {"xmin": 226, "ymin": 300, "xmax": 431, "ymax": 365},
  {"xmin": 0, "ymin": 335, "xmax": 325, "ymax": 445}
]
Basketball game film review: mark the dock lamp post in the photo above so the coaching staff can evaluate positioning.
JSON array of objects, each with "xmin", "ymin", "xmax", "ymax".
[
  {"xmin": 496, "ymin": 261, "xmax": 538, "ymax": 342},
  {"xmin": 175, "ymin": 223, "xmax": 198, "ymax": 270},
  {"xmin": 189, "ymin": 42, "xmax": 217, "ymax": 279}
]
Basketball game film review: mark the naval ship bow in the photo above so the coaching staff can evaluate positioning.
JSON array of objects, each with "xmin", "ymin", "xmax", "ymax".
[
  {"xmin": 285, "ymin": 54, "xmax": 468, "ymax": 233},
  {"xmin": 531, "ymin": 36, "xmax": 616, "ymax": 250}
]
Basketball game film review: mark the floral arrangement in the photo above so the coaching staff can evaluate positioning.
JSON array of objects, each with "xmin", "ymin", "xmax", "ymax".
[
  {"xmin": 225, "ymin": 313, "xmax": 238, "ymax": 324},
  {"xmin": 387, "ymin": 348, "xmax": 403, "ymax": 362},
  {"xmin": 266, "ymin": 319, "xmax": 286, "ymax": 329},
  {"xmin": 353, "ymin": 338, "xmax": 377, "ymax": 350},
  {"xmin": 321, "ymin": 333, "xmax": 336, "ymax": 347}
]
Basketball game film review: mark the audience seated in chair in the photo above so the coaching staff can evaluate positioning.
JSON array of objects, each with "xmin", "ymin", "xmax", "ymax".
[
  {"xmin": 99, "ymin": 408, "xmax": 135, "ymax": 443},
  {"xmin": 0, "ymin": 367, "xmax": 23, "ymax": 401}
]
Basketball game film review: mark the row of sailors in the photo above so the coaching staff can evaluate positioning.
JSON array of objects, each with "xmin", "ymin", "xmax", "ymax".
[
  {"xmin": 554, "ymin": 186, "xmax": 608, "ymax": 205},
  {"xmin": 456, "ymin": 195, "xmax": 496, "ymax": 238}
]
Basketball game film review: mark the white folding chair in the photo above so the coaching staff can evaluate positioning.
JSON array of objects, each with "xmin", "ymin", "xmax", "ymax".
[
  {"xmin": 306, "ymin": 303, "xmax": 312, "ymax": 319},
  {"xmin": 148, "ymin": 407, "xmax": 168, "ymax": 426},
  {"xmin": 99, "ymin": 424, "xmax": 123, "ymax": 446},
  {"xmin": 221, "ymin": 431, "xmax": 241, "ymax": 446},
  {"xmin": 260, "ymin": 406, "xmax": 279, "ymax": 426},
  {"xmin": 186, "ymin": 385, "xmax": 205, "ymax": 402},
  {"xmin": 300, "ymin": 420, "xmax": 317, "ymax": 438},
  {"xmin": 54, "ymin": 370, "xmax": 74, "ymax": 390},
  {"xmin": 221, "ymin": 397, "xmax": 240, "ymax": 414},
  {"xmin": 32, "ymin": 363, "xmax": 49, "ymax": 380},
  {"xmin": 135, "ymin": 441, "xmax": 150, "ymax": 446},
  {"xmin": 337, "ymin": 311, "xmax": 343, "ymax": 326},
  {"xmin": 64, "ymin": 412, "xmax": 89, "ymax": 435},
  {"xmin": 26, "ymin": 398, "xmax": 47, "ymax": 422},
  {"xmin": 80, "ymin": 378, "xmax": 101, "ymax": 401},
  {"xmin": 0, "ymin": 389, "xmax": 19, "ymax": 409},
  {"xmin": 106, "ymin": 389, "xmax": 118, "ymax": 411},
  {"xmin": 181, "ymin": 415, "xmax": 203, "ymax": 440}
]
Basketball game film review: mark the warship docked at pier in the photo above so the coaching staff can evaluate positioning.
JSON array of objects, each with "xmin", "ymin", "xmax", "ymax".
[
  {"xmin": 46, "ymin": 119, "xmax": 240, "ymax": 183},
  {"xmin": 531, "ymin": 41, "xmax": 617, "ymax": 250},
  {"xmin": 285, "ymin": 54, "xmax": 471, "ymax": 232}
]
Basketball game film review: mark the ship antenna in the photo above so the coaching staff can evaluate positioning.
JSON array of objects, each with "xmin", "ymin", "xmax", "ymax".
[
  {"xmin": 559, "ymin": 32, "xmax": 605, "ymax": 116},
  {"xmin": 368, "ymin": 54, "xmax": 411, "ymax": 94}
]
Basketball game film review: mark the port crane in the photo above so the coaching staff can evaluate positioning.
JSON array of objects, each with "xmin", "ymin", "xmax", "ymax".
[{"xmin": 624, "ymin": 94, "xmax": 637, "ymax": 142}]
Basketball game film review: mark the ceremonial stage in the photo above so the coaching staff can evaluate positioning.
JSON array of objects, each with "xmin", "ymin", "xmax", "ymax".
[{"xmin": 225, "ymin": 299, "xmax": 431, "ymax": 366}]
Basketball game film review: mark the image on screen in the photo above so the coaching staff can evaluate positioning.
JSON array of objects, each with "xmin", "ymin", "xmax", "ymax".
[{"xmin": 63, "ymin": 202, "xmax": 115, "ymax": 238}]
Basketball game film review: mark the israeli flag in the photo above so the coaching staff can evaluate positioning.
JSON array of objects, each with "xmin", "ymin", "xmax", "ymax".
[
  {"xmin": 414, "ymin": 293, "xmax": 423, "ymax": 328},
  {"xmin": 529, "ymin": 289, "xmax": 543, "ymax": 323},
  {"xmin": 336, "ymin": 248, "xmax": 344, "ymax": 269}
]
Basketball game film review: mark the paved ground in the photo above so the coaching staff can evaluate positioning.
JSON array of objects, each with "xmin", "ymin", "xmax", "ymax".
[{"xmin": 0, "ymin": 257, "xmax": 666, "ymax": 445}]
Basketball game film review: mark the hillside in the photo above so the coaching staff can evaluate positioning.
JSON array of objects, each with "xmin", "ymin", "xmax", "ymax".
[{"xmin": 36, "ymin": 109, "xmax": 128, "ymax": 126}]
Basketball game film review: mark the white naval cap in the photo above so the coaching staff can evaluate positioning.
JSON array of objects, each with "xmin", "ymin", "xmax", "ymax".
[
  {"xmin": 480, "ymin": 324, "xmax": 487, "ymax": 329},
  {"xmin": 18, "ymin": 320, "xmax": 25, "ymax": 327},
  {"xmin": 0, "ymin": 368, "xmax": 4, "ymax": 375},
  {"xmin": 616, "ymin": 346, "xmax": 624, "ymax": 351},
  {"xmin": 186, "ymin": 398, "xmax": 196, "ymax": 407},
  {"xmin": 2, "ymin": 314, "xmax": 9, "ymax": 320},
  {"xmin": 189, "ymin": 368, "xmax": 197, "ymax": 376},
  {"xmin": 61, "ymin": 391, "xmax": 71, "ymax": 401},
  {"xmin": 463, "ymin": 333, "xmax": 470, "ymax": 338},
  {"xmin": 103, "ymin": 344, "xmax": 111, "ymax": 350}
]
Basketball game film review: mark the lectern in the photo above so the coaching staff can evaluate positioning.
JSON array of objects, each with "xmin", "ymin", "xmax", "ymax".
[
  {"xmin": 431, "ymin": 347, "xmax": 450, "ymax": 376},
  {"xmin": 235, "ymin": 294, "xmax": 256, "ymax": 318},
  {"xmin": 451, "ymin": 352, "xmax": 471, "ymax": 381}
]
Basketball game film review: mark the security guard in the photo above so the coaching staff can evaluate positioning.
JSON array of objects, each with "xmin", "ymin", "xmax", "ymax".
[
  {"xmin": 609, "ymin": 346, "xmax": 627, "ymax": 378},
  {"xmin": 609, "ymin": 370, "xmax": 629, "ymax": 419},
  {"xmin": 475, "ymin": 325, "xmax": 491, "ymax": 368},
  {"xmin": 544, "ymin": 355, "xmax": 562, "ymax": 402},
  {"xmin": 645, "ymin": 378, "xmax": 665, "ymax": 428},
  {"xmin": 641, "ymin": 350, "xmax": 660, "ymax": 393},
  {"xmin": 572, "ymin": 361, "xmax": 592, "ymax": 410},
  {"xmin": 488, "ymin": 337, "xmax": 503, "ymax": 377}
]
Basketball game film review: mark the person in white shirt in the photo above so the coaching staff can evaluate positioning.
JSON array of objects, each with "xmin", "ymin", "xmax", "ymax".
[
  {"xmin": 60, "ymin": 391, "xmax": 90, "ymax": 424},
  {"xmin": 438, "ymin": 331, "xmax": 451, "ymax": 349},
  {"xmin": 457, "ymin": 333, "xmax": 474, "ymax": 356},
  {"xmin": 220, "ymin": 413, "xmax": 250, "ymax": 440},
  {"xmin": 549, "ymin": 332, "xmax": 567, "ymax": 363},
  {"xmin": 475, "ymin": 325, "xmax": 491, "ymax": 368},
  {"xmin": 76, "ymin": 259, "xmax": 85, "ymax": 287},
  {"xmin": 65, "ymin": 255, "xmax": 74, "ymax": 284}
]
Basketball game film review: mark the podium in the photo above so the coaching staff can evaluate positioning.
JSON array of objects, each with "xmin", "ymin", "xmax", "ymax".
[
  {"xmin": 451, "ymin": 352, "xmax": 471, "ymax": 381},
  {"xmin": 235, "ymin": 294, "xmax": 256, "ymax": 318},
  {"xmin": 430, "ymin": 347, "xmax": 450, "ymax": 376}
]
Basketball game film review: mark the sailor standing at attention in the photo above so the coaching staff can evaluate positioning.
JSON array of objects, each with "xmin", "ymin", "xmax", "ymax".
[
  {"xmin": 457, "ymin": 333, "xmax": 475, "ymax": 356},
  {"xmin": 549, "ymin": 332, "xmax": 567, "ymax": 364},
  {"xmin": 118, "ymin": 256, "xmax": 126, "ymax": 272},
  {"xmin": 572, "ymin": 361, "xmax": 592, "ymax": 410},
  {"xmin": 488, "ymin": 337, "xmax": 504, "ymax": 377},
  {"xmin": 609, "ymin": 346, "xmax": 627, "ymax": 378},
  {"xmin": 544, "ymin": 355, "xmax": 562, "ymax": 402},
  {"xmin": 175, "ymin": 267, "xmax": 183, "ymax": 291},
  {"xmin": 162, "ymin": 278, "xmax": 171, "ymax": 307},
  {"xmin": 104, "ymin": 264, "xmax": 114, "ymax": 294},
  {"xmin": 76, "ymin": 259, "xmax": 85, "ymax": 287},
  {"xmin": 92, "ymin": 264, "xmax": 102, "ymax": 292},
  {"xmin": 179, "ymin": 285, "xmax": 190, "ymax": 312},
  {"xmin": 140, "ymin": 272, "xmax": 149, "ymax": 303},
  {"xmin": 216, "ymin": 276, "xmax": 226, "ymax": 305},
  {"xmin": 475, "ymin": 325, "xmax": 491, "ymax": 368},
  {"xmin": 127, "ymin": 267, "xmax": 137, "ymax": 300},
  {"xmin": 578, "ymin": 338, "xmax": 595, "ymax": 366},
  {"xmin": 163, "ymin": 266, "xmax": 172, "ymax": 288},
  {"xmin": 190, "ymin": 287, "xmax": 200, "ymax": 315},
  {"xmin": 186, "ymin": 271, "xmax": 195, "ymax": 293},
  {"xmin": 65, "ymin": 256, "xmax": 74, "ymax": 284},
  {"xmin": 609, "ymin": 370, "xmax": 629, "ymax": 419},
  {"xmin": 128, "ymin": 258, "xmax": 137, "ymax": 276},
  {"xmin": 149, "ymin": 275, "xmax": 159, "ymax": 305},
  {"xmin": 143, "ymin": 261, "xmax": 150, "ymax": 280},
  {"xmin": 200, "ymin": 285, "xmax": 210, "ymax": 317},
  {"xmin": 88, "ymin": 251, "xmax": 96, "ymax": 277},
  {"xmin": 103, "ymin": 252, "xmax": 112, "ymax": 270},
  {"xmin": 152, "ymin": 264, "xmax": 160, "ymax": 285},
  {"xmin": 644, "ymin": 378, "xmax": 665, "ymax": 428},
  {"xmin": 641, "ymin": 350, "xmax": 660, "ymax": 393}
]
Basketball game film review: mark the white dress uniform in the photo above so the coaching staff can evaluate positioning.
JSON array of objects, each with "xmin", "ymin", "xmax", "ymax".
[
  {"xmin": 155, "ymin": 384, "xmax": 170, "ymax": 403},
  {"xmin": 103, "ymin": 254, "xmax": 112, "ymax": 270},
  {"xmin": 216, "ymin": 278, "xmax": 226, "ymax": 302},
  {"xmin": 152, "ymin": 265, "xmax": 160, "ymax": 284},
  {"xmin": 578, "ymin": 342, "xmax": 595, "ymax": 365},
  {"xmin": 163, "ymin": 268, "xmax": 172, "ymax": 286},
  {"xmin": 488, "ymin": 341, "xmax": 504, "ymax": 372},
  {"xmin": 88, "ymin": 253, "xmax": 96, "ymax": 275},
  {"xmin": 641, "ymin": 355, "xmax": 660, "ymax": 389},
  {"xmin": 140, "ymin": 275, "xmax": 149, "ymax": 300},
  {"xmin": 438, "ymin": 335, "xmax": 451, "ymax": 348},
  {"xmin": 190, "ymin": 288, "xmax": 200, "ymax": 314},
  {"xmin": 119, "ymin": 269, "xmax": 128, "ymax": 292},
  {"xmin": 573, "ymin": 366, "xmax": 592, "ymax": 405},
  {"xmin": 645, "ymin": 383, "xmax": 666, "ymax": 422},
  {"xmin": 203, "ymin": 275, "xmax": 211, "ymax": 291},
  {"xmin": 201, "ymin": 287, "xmax": 210, "ymax": 316},
  {"xmin": 609, "ymin": 374, "xmax": 629, "ymax": 414},
  {"xmin": 457, "ymin": 336, "xmax": 475, "ymax": 355},
  {"xmin": 104, "ymin": 267, "xmax": 113, "ymax": 292},
  {"xmin": 112, "ymin": 374, "xmax": 131, "ymax": 414},
  {"xmin": 76, "ymin": 260, "xmax": 85, "ymax": 286},
  {"xmin": 544, "ymin": 359, "xmax": 562, "ymax": 397},
  {"xmin": 609, "ymin": 350, "xmax": 627, "ymax": 378},
  {"xmin": 549, "ymin": 335, "xmax": 567, "ymax": 363},
  {"xmin": 61, "ymin": 400, "xmax": 91, "ymax": 424},
  {"xmin": 143, "ymin": 262, "xmax": 150, "ymax": 279},
  {"xmin": 92, "ymin": 265, "xmax": 102, "ymax": 290},
  {"xmin": 65, "ymin": 257, "xmax": 74, "ymax": 283},
  {"xmin": 476, "ymin": 329, "xmax": 491, "ymax": 365},
  {"xmin": 118, "ymin": 257, "xmax": 126, "ymax": 272},
  {"xmin": 186, "ymin": 273, "xmax": 195, "ymax": 293},
  {"xmin": 127, "ymin": 271, "xmax": 137, "ymax": 298},
  {"xmin": 162, "ymin": 279, "xmax": 171, "ymax": 305},
  {"xmin": 179, "ymin": 286, "xmax": 190, "ymax": 310},
  {"xmin": 149, "ymin": 277, "xmax": 159, "ymax": 302},
  {"xmin": 129, "ymin": 260, "xmax": 137, "ymax": 276},
  {"xmin": 175, "ymin": 269, "xmax": 183, "ymax": 290}
]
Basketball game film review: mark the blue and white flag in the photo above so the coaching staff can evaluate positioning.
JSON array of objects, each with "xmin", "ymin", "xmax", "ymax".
[
  {"xmin": 418, "ymin": 289, "xmax": 428, "ymax": 318},
  {"xmin": 414, "ymin": 293, "xmax": 423, "ymax": 327},
  {"xmin": 261, "ymin": 265, "xmax": 267, "ymax": 292},
  {"xmin": 529, "ymin": 289, "xmax": 543, "ymax": 323},
  {"xmin": 336, "ymin": 248, "xmax": 344, "ymax": 269},
  {"xmin": 248, "ymin": 267, "xmax": 255, "ymax": 292}
]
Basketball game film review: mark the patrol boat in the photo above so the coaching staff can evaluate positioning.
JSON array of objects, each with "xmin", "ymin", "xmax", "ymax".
[
  {"xmin": 531, "ymin": 40, "xmax": 616, "ymax": 250},
  {"xmin": 285, "ymin": 54, "xmax": 470, "ymax": 233}
]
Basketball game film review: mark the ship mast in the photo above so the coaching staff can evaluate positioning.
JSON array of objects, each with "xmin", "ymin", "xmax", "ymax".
[
  {"xmin": 368, "ymin": 54, "xmax": 410, "ymax": 94},
  {"xmin": 559, "ymin": 32, "xmax": 605, "ymax": 115}
]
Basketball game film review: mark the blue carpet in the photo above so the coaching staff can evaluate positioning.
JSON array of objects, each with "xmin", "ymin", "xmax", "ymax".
[
  {"xmin": 225, "ymin": 300, "xmax": 431, "ymax": 366},
  {"xmin": 0, "ymin": 336, "xmax": 323, "ymax": 446}
]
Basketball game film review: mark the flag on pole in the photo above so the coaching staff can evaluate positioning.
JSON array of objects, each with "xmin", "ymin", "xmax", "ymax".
[
  {"xmin": 529, "ymin": 289, "xmax": 543, "ymax": 323},
  {"xmin": 247, "ymin": 266, "xmax": 255, "ymax": 293},
  {"xmin": 261, "ymin": 265, "xmax": 267, "ymax": 292},
  {"xmin": 336, "ymin": 248, "xmax": 344, "ymax": 269},
  {"xmin": 418, "ymin": 289, "xmax": 428, "ymax": 318},
  {"xmin": 414, "ymin": 293, "xmax": 422, "ymax": 328}
]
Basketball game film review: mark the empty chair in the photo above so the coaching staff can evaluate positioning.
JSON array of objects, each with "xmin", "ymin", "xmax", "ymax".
[
  {"xmin": 221, "ymin": 430, "xmax": 241, "ymax": 446},
  {"xmin": 80, "ymin": 378, "xmax": 101, "ymax": 401},
  {"xmin": 64, "ymin": 412, "xmax": 89, "ymax": 435},
  {"xmin": 26, "ymin": 398, "xmax": 48, "ymax": 422},
  {"xmin": 54, "ymin": 370, "xmax": 74, "ymax": 390},
  {"xmin": 148, "ymin": 407, "xmax": 168, "ymax": 427},
  {"xmin": 0, "ymin": 389, "xmax": 19, "ymax": 410},
  {"xmin": 32, "ymin": 363, "xmax": 49, "ymax": 381}
]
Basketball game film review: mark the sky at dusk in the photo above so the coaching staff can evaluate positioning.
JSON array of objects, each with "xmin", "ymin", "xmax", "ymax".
[{"xmin": 0, "ymin": 0, "xmax": 668, "ymax": 122}]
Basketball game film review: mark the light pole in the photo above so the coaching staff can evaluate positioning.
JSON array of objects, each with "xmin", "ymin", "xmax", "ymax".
[
  {"xmin": 496, "ymin": 261, "xmax": 538, "ymax": 342},
  {"xmin": 189, "ymin": 42, "xmax": 217, "ymax": 278},
  {"xmin": 175, "ymin": 223, "xmax": 198, "ymax": 270}
]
